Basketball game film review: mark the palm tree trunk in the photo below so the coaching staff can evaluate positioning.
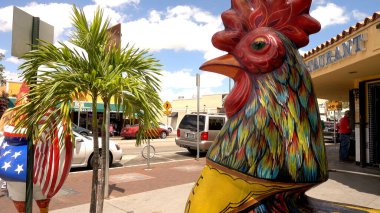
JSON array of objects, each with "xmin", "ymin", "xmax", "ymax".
[
  {"xmin": 97, "ymin": 100, "xmax": 108, "ymax": 212},
  {"xmin": 90, "ymin": 94, "xmax": 100, "ymax": 213}
]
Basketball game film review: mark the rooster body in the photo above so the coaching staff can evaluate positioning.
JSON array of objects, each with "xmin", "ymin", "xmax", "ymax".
[
  {"xmin": 186, "ymin": 30, "xmax": 326, "ymax": 213},
  {"xmin": 186, "ymin": 0, "xmax": 378, "ymax": 212},
  {"xmin": 208, "ymin": 34, "xmax": 325, "ymax": 183},
  {"xmin": 0, "ymin": 83, "xmax": 73, "ymax": 213}
]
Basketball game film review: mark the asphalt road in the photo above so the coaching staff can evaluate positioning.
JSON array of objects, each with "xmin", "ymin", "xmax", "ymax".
[
  {"xmin": 70, "ymin": 134, "xmax": 206, "ymax": 172},
  {"xmin": 115, "ymin": 135, "xmax": 206, "ymax": 167}
]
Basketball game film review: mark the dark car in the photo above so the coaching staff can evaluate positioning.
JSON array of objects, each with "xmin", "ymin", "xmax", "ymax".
[{"xmin": 120, "ymin": 124, "xmax": 169, "ymax": 139}]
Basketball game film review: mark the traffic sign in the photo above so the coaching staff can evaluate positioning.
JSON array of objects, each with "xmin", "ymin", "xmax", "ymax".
[
  {"xmin": 327, "ymin": 101, "xmax": 342, "ymax": 111},
  {"xmin": 163, "ymin": 101, "xmax": 172, "ymax": 110}
]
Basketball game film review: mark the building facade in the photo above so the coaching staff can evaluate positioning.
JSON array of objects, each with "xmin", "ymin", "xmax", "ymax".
[
  {"xmin": 161, "ymin": 94, "xmax": 227, "ymax": 130},
  {"xmin": 303, "ymin": 12, "xmax": 380, "ymax": 167}
]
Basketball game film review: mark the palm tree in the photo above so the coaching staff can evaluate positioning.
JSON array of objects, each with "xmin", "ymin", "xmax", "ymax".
[
  {"xmin": 13, "ymin": 5, "xmax": 162, "ymax": 213},
  {"xmin": 0, "ymin": 52, "xmax": 6, "ymax": 85}
]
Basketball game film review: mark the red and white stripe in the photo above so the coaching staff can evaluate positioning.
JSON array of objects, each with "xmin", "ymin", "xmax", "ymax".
[{"xmin": 33, "ymin": 111, "xmax": 73, "ymax": 198}]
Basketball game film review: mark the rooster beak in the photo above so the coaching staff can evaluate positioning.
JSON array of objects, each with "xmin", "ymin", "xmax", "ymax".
[{"xmin": 199, "ymin": 54, "xmax": 242, "ymax": 80}]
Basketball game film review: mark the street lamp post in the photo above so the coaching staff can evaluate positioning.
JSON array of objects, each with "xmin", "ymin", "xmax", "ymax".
[{"xmin": 196, "ymin": 74, "xmax": 200, "ymax": 160}]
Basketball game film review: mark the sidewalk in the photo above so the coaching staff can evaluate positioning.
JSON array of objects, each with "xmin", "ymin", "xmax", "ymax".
[
  {"xmin": 1, "ymin": 144, "xmax": 380, "ymax": 212},
  {"xmin": 52, "ymin": 143, "xmax": 380, "ymax": 212}
]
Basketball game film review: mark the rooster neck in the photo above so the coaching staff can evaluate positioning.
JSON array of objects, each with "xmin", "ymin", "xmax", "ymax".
[{"xmin": 208, "ymin": 51, "xmax": 327, "ymax": 183}]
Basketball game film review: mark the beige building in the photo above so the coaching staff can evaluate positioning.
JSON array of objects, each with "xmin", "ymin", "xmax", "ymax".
[
  {"xmin": 161, "ymin": 94, "xmax": 227, "ymax": 130},
  {"xmin": 303, "ymin": 12, "xmax": 380, "ymax": 166}
]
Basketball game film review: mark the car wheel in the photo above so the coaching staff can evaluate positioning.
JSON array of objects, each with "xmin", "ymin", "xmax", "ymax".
[
  {"xmin": 187, "ymin": 148, "xmax": 197, "ymax": 155},
  {"xmin": 88, "ymin": 151, "xmax": 113, "ymax": 169},
  {"xmin": 160, "ymin": 131, "xmax": 167, "ymax": 139},
  {"xmin": 80, "ymin": 132, "xmax": 88, "ymax": 136}
]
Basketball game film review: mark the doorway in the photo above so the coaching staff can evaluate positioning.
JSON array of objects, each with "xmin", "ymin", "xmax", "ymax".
[{"xmin": 368, "ymin": 83, "xmax": 380, "ymax": 165}]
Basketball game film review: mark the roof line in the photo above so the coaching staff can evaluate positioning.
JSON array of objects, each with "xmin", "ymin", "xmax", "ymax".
[{"xmin": 303, "ymin": 11, "xmax": 380, "ymax": 59}]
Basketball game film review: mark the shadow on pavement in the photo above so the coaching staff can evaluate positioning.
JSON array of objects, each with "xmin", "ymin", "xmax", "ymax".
[
  {"xmin": 328, "ymin": 170, "xmax": 380, "ymax": 196},
  {"xmin": 324, "ymin": 143, "xmax": 380, "ymax": 197}
]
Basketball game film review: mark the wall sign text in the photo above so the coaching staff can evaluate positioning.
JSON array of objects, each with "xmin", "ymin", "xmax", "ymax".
[{"xmin": 306, "ymin": 34, "xmax": 366, "ymax": 72}]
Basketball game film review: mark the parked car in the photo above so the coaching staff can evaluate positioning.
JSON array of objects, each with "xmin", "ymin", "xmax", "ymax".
[
  {"xmin": 72, "ymin": 123, "xmax": 92, "ymax": 136},
  {"xmin": 175, "ymin": 113, "xmax": 227, "ymax": 154},
  {"xmin": 158, "ymin": 122, "xmax": 173, "ymax": 133},
  {"xmin": 120, "ymin": 124, "xmax": 169, "ymax": 139},
  {"xmin": 71, "ymin": 131, "xmax": 123, "ymax": 169},
  {"xmin": 323, "ymin": 121, "xmax": 340, "ymax": 142}
]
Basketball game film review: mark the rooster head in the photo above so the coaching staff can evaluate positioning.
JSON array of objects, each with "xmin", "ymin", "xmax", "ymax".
[
  {"xmin": 16, "ymin": 82, "xmax": 30, "ymax": 106},
  {"xmin": 200, "ymin": 0, "xmax": 320, "ymax": 117}
]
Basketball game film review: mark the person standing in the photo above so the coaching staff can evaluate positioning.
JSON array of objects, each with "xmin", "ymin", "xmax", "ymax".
[
  {"xmin": 109, "ymin": 124, "xmax": 114, "ymax": 137},
  {"xmin": 339, "ymin": 110, "xmax": 351, "ymax": 161}
]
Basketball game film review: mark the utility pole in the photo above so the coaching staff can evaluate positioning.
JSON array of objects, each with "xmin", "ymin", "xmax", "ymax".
[
  {"xmin": 11, "ymin": 7, "xmax": 54, "ymax": 213},
  {"xmin": 196, "ymin": 74, "xmax": 200, "ymax": 160},
  {"xmin": 25, "ymin": 16, "xmax": 40, "ymax": 213}
]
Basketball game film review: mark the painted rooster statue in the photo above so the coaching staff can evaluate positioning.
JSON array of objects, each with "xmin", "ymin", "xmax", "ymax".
[
  {"xmin": 186, "ymin": 0, "xmax": 378, "ymax": 212},
  {"xmin": 0, "ymin": 82, "xmax": 73, "ymax": 213}
]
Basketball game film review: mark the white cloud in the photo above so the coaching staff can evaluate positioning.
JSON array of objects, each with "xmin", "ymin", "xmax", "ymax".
[
  {"xmin": 298, "ymin": 49, "xmax": 307, "ymax": 56},
  {"xmin": 92, "ymin": 0, "xmax": 139, "ymax": 8},
  {"xmin": 121, "ymin": 5, "xmax": 224, "ymax": 60},
  {"xmin": 352, "ymin": 10, "xmax": 369, "ymax": 21},
  {"xmin": 20, "ymin": 2, "xmax": 73, "ymax": 41},
  {"xmin": 158, "ymin": 69, "xmax": 226, "ymax": 101},
  {"xmin": 314, "ymin": 0, "xmax": 327, "ymax": 5},
  {"xmin": 0, "ymin": 3, "xmax": 73, "ymax": 40},
  {"xmin": 1, "ymin": 3, "xmax": 228, "ymax": 100},
  {"xmin": 0, "ymin": 48, "xmax": 6, "ymax": 54},
  {"xmin": 0, "ymin": 3, "xmax": 124, "ymax": 42},
  {"xmin": 311, "ymin": 3, "xmax": 349, "ymax": 29},
  {"xmin": 0, "ymin": 6, "xmax": 13, "ymax": 32},
  {"xmin": 3, "ymin": 70, "xmax": 23, "ymax": 82},
  {"xmin": 5, "ymin": 56, "xmax": 22, "ymax": 65},
  {"xmin": 83, "ymin": 5, "xmax": 125, "ymax": 26},
  {"xmin": 1, "ymin": 3, "xmax": 224, "ymax": 60}
]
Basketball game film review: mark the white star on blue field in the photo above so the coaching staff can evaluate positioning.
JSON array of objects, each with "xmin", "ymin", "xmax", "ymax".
[{"xmin": 0, "ymin": 141, "xmax": 27, "ymax": 181}]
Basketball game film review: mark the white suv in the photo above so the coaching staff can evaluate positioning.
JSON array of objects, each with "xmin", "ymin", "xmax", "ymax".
[{"xmin": 175, "ymin": 113, "xmax": 227, "ymax": 154}]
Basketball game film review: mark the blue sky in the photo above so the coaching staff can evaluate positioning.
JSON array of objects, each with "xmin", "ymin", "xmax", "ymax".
[{"xmin": 0, "ymin": 0, "xmax": 379, "ymax": 101}]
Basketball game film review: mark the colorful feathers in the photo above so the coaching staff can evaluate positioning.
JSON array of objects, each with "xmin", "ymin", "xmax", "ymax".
[{"xmin": 207, "ymin": 35, "xmax": 328, "ymax": 183}]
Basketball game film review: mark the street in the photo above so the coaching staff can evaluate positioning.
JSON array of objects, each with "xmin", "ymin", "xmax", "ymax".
[
  {"xmin": 1, "ymin": 137, "xmax": 380, "ymax": 212},
  {"xmin": 71, "ymin": 134, "xmax": 206, "ymax": 173}
]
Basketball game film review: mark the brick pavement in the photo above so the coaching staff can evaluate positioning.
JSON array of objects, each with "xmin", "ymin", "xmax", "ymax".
[
  {"xmin": 0, "ymin": 158, "xmax": 206, "ymax": 212},
  {"xmin": 1, "ymin": 144, "xmax": 380, "ymax": 212}
]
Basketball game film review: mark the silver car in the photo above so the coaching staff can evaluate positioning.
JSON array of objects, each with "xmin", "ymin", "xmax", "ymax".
[
  {"xmin": 71, "ymin": 131, "xmax": 123, "ymax": 169},
  {"xmin": 175, "ymin": 113, "xmax": 227, "ymax": 154}
]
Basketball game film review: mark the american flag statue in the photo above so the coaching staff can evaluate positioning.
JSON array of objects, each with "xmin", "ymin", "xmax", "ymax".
[{"xmin": 0, "ymin": 82, "xmax": 73, "ymax": 213}]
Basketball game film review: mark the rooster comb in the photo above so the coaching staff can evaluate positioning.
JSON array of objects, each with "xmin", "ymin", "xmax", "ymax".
[
  {"xmin": 213, "ymin": 0, "xmax": 321, "ymax": 52},
  {"xmin": 16, "ymin": 82, "xmax": 30, "ymax": 102}
]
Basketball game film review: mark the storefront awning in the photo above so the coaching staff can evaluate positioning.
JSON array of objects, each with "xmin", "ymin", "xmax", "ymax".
[
  {"xmin": 6, "ymin": 98, "xmax": 122, "ymax": 113},
  {"xmin": 72, "ymin": 102, "xmax": 123, "ymax": 113},
  {"xmin": 8, "ymin": 97, "xmax": 16, "ymax": 108}
]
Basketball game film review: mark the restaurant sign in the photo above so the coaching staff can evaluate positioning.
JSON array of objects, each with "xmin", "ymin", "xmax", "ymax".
[{"xmin": 306, "ymin": 34, "xmax": 366, "ymax": 72}]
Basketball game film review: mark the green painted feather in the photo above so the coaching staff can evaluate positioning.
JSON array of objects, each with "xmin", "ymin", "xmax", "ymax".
[{"xmin": 207, "ymin": 33, "xmax": 328, "ymax": 183}]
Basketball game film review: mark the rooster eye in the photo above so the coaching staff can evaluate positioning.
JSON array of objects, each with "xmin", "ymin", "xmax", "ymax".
[{"xmin": 251, "ymin": 38, "xmax": 267, "ymax": 50}]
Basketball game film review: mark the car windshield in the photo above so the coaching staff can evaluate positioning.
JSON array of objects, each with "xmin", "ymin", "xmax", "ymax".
[
  {"xmin": 178, "ymin": 115, "xmax": 205, "ymax": 131},
  {"xmin": 73, "ymin": 132, "xmax": 91, "ymax": 140}
]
